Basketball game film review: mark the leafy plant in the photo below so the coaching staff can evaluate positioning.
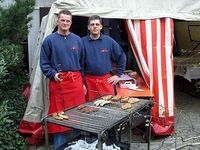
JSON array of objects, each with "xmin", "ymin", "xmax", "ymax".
[
  {"xmin": 0, "ymin": 41, "xmax": 24, "ymax": 87},
  {"xmin": 0, "ymin": 101, "xmax": 18, "ymax": 149},
  {"xmin": 0, "ymin": 0, "xmax": 35, "ymax": 149},
  {"xmin": 0, "ymin": 0, "xmax": 35, "ymax": 44}
]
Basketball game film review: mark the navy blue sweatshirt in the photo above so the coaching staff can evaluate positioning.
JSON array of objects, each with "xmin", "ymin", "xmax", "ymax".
[
  {"xmin": 40, "ymin": 32, "xmax": 83, "ymax": 79},
  {"xmin": 81, "ymin": 34, "xmax": 126, "ymax": 77}
]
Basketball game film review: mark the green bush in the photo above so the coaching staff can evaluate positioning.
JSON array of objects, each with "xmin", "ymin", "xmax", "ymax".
[
  {"xmin": 0, "ymin": 0, "xmax": 35, "ymax": 44},
  {"xmin": 0, "ymin": 41, "xmax": 24, "ymax": 88},
  {"xmin": 0, "ymin": 101, "xmax": 23, "ymax": 150},
  {"xmin": 0, "ymin": 0, "xmax": 35, "ymax": 149},
  {"xmin": 0, "ymin": 42, "xmax": 29, "ymax": 150}
]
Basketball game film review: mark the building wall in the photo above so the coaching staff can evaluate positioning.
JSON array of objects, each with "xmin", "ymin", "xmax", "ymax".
[{"xmin": 0, "ymin": 0, "xmax": 14, "ymax": 8}]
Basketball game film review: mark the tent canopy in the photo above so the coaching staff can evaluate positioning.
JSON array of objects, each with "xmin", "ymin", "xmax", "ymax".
[
  {"xmin": 51, "ymin": 0, "xmax": 200, "ymax": 20},
  {"xmin": 22, "ymin": 0, "xmax": 199, "ymax": 134},
  {"xmin": 43, "ymin": 0, "xmax": 200, "ymax": 42}
]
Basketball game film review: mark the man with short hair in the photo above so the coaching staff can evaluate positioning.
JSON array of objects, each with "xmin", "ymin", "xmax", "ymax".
[
  {"xmin": 82, "ymin": 15, "xmax": 126, "ymax": 101},
  {"xmin": 40, "ymin": 9, "xmax": 85, "ymax": 149}
]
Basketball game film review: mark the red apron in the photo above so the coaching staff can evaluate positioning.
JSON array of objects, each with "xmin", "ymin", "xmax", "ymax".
[
  {"xmin": 48, "ymin": 72, "xmax": 85, "ymax": 133},
  {"xmin": 85, "ymin": 73, "xmax": 115, "ymax": 101}
]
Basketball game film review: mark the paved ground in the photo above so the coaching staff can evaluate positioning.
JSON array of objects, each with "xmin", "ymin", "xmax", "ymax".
[
  {"xmin": 131, "ymin": 87, "xmax": 200, "ymax": 150},
  {"xmin": 25, "ymin": 86, "xmax": 200, "ymax": 150}
]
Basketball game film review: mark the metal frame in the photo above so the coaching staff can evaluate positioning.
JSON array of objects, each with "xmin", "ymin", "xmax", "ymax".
[{"xmin": 43, "ymin": 99, "xmax": 152, "ymax": 150}]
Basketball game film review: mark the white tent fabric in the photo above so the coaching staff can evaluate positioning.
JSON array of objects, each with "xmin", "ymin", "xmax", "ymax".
[
  {"xmin": 38, "ymin": 0, "xmax": 200, "ymax": 40},
  {"xmin": 50, "ymin": 0, "xmax": 200, "ymax": 20},
  {"xmin": 20, "ymin": 0, "xmax": 200, "ymax": 139},
  {"xmin": 23, "ymin": 16, "xmax": 49, "ymax": 122}
]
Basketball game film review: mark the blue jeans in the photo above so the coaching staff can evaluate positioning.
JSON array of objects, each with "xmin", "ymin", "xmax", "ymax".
[{"xmin": 53, "ymin": 129, "xmax": 80, "ymax": 149}]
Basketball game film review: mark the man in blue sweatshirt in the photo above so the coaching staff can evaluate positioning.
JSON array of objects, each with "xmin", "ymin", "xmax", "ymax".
[
  {"xmin": 40, "ymin": 9, "xmax": 85, "ymax": 149},
  {"xmin": 82, "ymin": 15, "xmax": 126, "ymax": 101}
]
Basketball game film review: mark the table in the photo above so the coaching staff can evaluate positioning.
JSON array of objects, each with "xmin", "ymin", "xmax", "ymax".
[
  {"xmin": 117, "ymin": 73, "xmax": 154, "ymax": 98},
  {"xmin": 43, "ymin": 98, "xmax": 152, "ymax": 150}
]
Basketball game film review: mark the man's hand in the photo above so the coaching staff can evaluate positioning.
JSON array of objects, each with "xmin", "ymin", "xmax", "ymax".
[
  {"xmin": 83, "ymin": 85, "xmax": 87, "ymax": 95},
  {"xmin": 107, "ymin": 75, "xmax": 121, "ymax": 85},
  {"xmin": 54, "ymin": 73, "xmax": 62, "ymax": 82}
]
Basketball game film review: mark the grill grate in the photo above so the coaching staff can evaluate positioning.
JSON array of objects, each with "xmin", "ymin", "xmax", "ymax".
[{"xmin": 46, "ymin": 97, "xmax": 151, "ymax": 134}]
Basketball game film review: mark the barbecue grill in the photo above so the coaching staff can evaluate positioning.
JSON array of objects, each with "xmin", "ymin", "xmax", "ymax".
[{"xmin": 43, "ymin": 97, "xmax": 152, "ymax": 150}]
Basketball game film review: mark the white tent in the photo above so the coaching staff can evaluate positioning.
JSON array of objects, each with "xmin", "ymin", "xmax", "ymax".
[{"xmin": 19, "ymin": 0, "xmax": 200, "ymax": 143}]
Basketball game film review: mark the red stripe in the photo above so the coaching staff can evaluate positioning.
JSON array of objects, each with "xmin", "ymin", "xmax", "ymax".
[
  {"xmin": 140, "ymin": 21, "xmax": 148, "ymax": 64},
  {"xmin": 151, "ymin": 19, "xmax": 160, "ymax": 118}
]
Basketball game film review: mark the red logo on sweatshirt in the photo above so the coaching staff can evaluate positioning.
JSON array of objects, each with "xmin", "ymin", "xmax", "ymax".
[
  {"xmin": 100, "ymin": 49, "xmax": 108, "ymax": 52},
  {"xmin": 71, "ymin": 46, "xmax": 79, "ymax": 51}
]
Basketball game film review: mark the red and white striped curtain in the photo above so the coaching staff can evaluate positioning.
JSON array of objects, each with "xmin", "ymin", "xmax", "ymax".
[{"xmin": 125, "ymin": 18, "xmax": 175, "ymax": 135}]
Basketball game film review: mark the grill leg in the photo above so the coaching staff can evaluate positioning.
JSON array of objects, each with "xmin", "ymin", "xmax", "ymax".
[
  {"xmin": 44, "ymin": 119, "xmax": 50, "ymax": 149},
  {"xmin": 147, "ymin": 117, "xmax": 151, "ymax": 150},
  {"xmin": 118, "ymin": 129, "xmax": 121, "ymax": 142},
  {"xmin": 98, "ymin": 133, "xmax": 103, "ymax": 150},
  {"xmin": 129, "ymin": 114, "xmax": 132, "ymax": 149},
  {"xmin": 145, "ymin": 103, "xmax": 152, "ymax": 150}
]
